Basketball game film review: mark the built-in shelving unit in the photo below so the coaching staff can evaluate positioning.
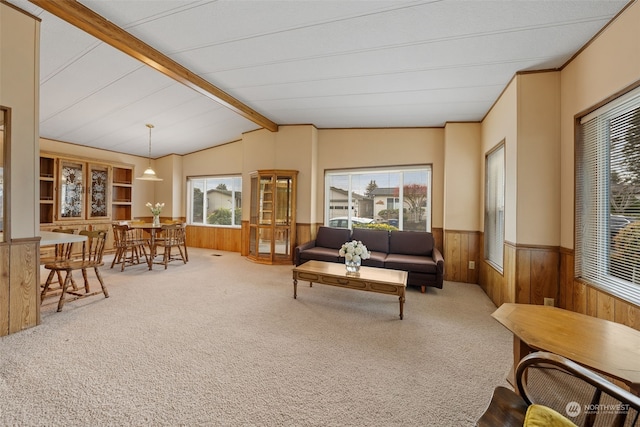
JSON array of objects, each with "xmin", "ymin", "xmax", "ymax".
[
  {"xmin": 112, "ymin": 166, "xmax": 133, "ymax": 221},
  {"xmin": 39, "ymin": 152, "xmax": 134, "ymax": 231},
  {"xmin": 39, "ymin": 155, "xmax": 56, "ymax": 224}
]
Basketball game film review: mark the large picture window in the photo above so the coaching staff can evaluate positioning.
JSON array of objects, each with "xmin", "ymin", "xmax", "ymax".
[
  {"xmin": 485, "ymin": 144, "xmax": 505, "ymax": 272},
  {"xmin": 577, "ymin": 86, "xmax": 640, "ymax": 305},
  {"xmin": 325, "ymin": 166, "xmax": 431, "ymax": 231},
  {"xmin": 187, "ymin": 176, "xmax": 242, "ymax": 227}
]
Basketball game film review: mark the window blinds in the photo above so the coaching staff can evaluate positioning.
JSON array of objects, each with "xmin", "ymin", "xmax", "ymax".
[
  {"xmin": 485, "ymin": 144, "xmax": 505, "ymax": 271},
  {"xmin": 576, "ymin": 87, "xmax": 640, "ymax": 305}
]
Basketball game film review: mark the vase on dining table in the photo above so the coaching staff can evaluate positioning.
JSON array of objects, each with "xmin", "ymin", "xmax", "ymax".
[{"xmin": 152, "ymin": 214, "xmax": 160, "ymax": 226}]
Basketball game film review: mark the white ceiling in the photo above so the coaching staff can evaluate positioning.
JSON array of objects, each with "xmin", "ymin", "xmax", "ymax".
[{"xmin": 7, "ymin": 0, "xmax": 630, "ymax": 158}]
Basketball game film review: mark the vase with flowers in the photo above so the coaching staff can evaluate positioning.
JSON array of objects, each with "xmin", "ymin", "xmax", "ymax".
[
  {"xmin": 338, "ymin": 240, "xmax": 370, "ymax": 274},
  {"xmin": 146, "ymin": 202, "xmax": 164, "ymax": 226}
]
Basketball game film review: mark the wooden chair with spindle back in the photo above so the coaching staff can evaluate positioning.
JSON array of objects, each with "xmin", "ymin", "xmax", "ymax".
[{"xmin": 41, "ymin": 229, "xmax": 109, "ymax": 311}]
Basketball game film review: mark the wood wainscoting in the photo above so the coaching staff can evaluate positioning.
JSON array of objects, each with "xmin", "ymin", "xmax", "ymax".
[
  {"xmin": 478, "ymin": 238, "xmax": 559, "ymax": 308},
  {"xmin": 559, "ymin": 248, "xmax": 640, "ymax": 329},
  {"xmin": 185, "ymin": 225, "xmax": 242, "ymax": 253},
  {"xmin": 1, "ymin": 238, "xmax": 40, "ymax": 337},
  {"xmin": 444, "ymin": 230, "xmax": 479, "ymax": 284}
]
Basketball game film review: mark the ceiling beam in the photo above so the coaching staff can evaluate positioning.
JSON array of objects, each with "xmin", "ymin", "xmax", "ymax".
[{"xmin": 29, "ymin": 0, "xmax": 278, "ymax": 132}]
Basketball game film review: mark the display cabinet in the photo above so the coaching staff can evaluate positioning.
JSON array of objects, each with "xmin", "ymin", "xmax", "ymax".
[
  {"xmin": 39, "ymin": 153, "xmax": 134, "ymax": 225},
  {"xmin": 247, "ymin": 170, "xmax": 297, "ymax": 265},
  {"xmin": 39, "ymin": 155, "xmax": 56, "ymax": 224},
  {"xmin": 112, "ymin": 166, "xmax": 133, "ymax": 221},
  {"xmin": 58, "ymin": 158, "xmax": 112, "ymax": 221}
]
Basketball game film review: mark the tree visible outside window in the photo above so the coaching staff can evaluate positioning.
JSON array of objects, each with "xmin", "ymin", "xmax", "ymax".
[
  {"xmin": 325, "ymin": 166, "xmax": 431, "ymax": 231},
  {"xmin": 577, "ymin": 87, "xmax": 640, "ymax": 305},
  {"xmin": 187, "ymin": 176, "xmax": 242, "ymax": 227}
]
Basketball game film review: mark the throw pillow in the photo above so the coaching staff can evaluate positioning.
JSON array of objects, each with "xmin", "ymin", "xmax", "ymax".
[{"xmin": 524, "ymin": 404, "xmax": 578, "ymax": 427}]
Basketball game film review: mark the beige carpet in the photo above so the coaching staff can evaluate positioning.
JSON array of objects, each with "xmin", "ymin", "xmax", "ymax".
[{"xmin": 1, "ymin": 248, "xmax": 512, "ymax": 426}]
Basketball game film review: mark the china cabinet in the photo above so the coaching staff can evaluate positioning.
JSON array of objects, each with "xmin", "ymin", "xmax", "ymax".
[
  {"xmin": 39, "ymin": 153, "xmax": 133, "ymax": 225},
  {"xmin": 247, "ymin": 170, "xmax": 297, "ymax": 265},
  {"xmin": 39, "ymin": 153, "xmax": 134, "ymax": 254}
]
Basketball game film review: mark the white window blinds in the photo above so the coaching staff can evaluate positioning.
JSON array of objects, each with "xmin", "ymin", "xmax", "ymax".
[
  {"xmin": 576, "ymin": 86, "xmax": 640, "ymax": 304},
  {"xmin": 485, "ymin": 144, "xmax": 505, "ymax": 271}
]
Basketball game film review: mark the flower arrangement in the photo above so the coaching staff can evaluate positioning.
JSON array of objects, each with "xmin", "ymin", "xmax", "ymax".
[
  {"xmin": 146, "ymin": 202, "xmax": 164, "ymax": 215},
  {"xmin": 338, "ymin": 240, "xmax": 370, "ymax": 264}
]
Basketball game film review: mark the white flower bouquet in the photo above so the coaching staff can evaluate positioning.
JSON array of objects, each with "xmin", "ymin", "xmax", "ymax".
[
  {"xmin": 338, "ymin": 240, "xmax": 370, "ymax": 264},
  {"xmin": 146, "ymin": 202, "xmax": 164, "ymax": 215}
]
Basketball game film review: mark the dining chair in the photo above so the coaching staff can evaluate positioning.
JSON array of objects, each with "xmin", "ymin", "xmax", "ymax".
[
  {"xmin": 155, "ymin": 223, "xmax": 187, "ymax": 269},
  {"xmin": 41, "ymin": 230, "xmax": 109, "ymax": 312},
  {"xmin": 41, "ymin": 228, "xmax": 79, "ymax": 295},
  {"xmin": 111, "ymin": 223, "xmax": 149, "ymax": 271}
]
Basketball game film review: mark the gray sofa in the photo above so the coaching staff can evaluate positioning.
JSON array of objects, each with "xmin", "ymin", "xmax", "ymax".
[{"xmin": 294, "ymin": 226, "xmax": 444, "ymax": 291}]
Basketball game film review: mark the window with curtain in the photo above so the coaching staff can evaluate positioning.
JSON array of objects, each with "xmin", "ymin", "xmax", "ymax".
[
  {"xmin": 576, "ymin": 86, "xmax": 640, "ymax": 305},
  {"xmin": 187, "ymin": 176, "xmax": 242, "ymax": 227},
  {"xmin": 325, "ymin": 166, "xmax": 432, "ymax": 231},
  {"xmin": 485, "ymin": 143, "xmax": 505, "ymax": 272}
]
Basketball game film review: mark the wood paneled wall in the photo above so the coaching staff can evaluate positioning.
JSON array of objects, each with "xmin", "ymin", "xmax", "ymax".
[
  {"xmin": 514, "ymin": 244, "xmax": 559, "ymax": 305},
  {"xmin": 185, "ymin": 225, "xmax": 242, "ymax": 253},
  {"xmin": 0, "ymin": 244, "xmax": 9, "ymax": 336},
  {"xmin": 0, "ymin": 238, "xmax": 40, "ymax": 337},
  {"xmin": 477, "ymin": 237, "xmax": 559, "ymax": 308},
  {"xmin": 444, "ymin": 230, "xmax": 479, "ymax": 284},
  {"xmin": 479, "ymin": 238, "xmax": 515, "ymax": 307},
  {"xmin": 559, "ymin": 249, "xmax": 640, "ymax": 330}
]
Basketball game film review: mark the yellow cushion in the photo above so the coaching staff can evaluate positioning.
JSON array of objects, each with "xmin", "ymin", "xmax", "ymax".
[{"xmin": 524, "ymin": 404, "xmax": 578, "ymax": 427}]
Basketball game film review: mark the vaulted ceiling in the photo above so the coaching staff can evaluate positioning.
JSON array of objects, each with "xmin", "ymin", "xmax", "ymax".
[{"xmin": 7, "ymin": 0, "xmax": 630, "ymax": 158}]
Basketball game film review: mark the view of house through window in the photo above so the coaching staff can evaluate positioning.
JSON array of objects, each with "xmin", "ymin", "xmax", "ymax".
[
  {"xmin": 187, "ymin": 176, "xmax": 242, "ymax": 227},
  {"xmin": 577, "ymin": 86, "xmax": 640, "ymax": 304},
  {"xmin": 325, "ymin": 166, "xmax": 431, "ymax": 231},
  {"xmin": 485, "ymin": 144, "xmax": 505, "ymax": 272}
]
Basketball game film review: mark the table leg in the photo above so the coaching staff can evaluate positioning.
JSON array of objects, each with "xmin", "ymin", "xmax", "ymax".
[
  {"xmin": 147, "ymin": 229, "xmax": 156, "ymax": 270},
  {"xmin": 399, "ymin": 295, "xmax": 404, "ymax": 320},
  {"xmin": 511, "ymin": 336, "xmax": 532, "ymax": 393},
  {"xmin": 293, "ymin": 278, "xmax": 297, "ymax": 299}
]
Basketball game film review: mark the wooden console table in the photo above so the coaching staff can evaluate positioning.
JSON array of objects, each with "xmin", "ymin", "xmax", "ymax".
[
  {"xmin": 292, "ymin": 260, "xmax": 407, "ymax": 319},
  {"xmin": 492, "ymin": 303, "xmax": 640, "ymax": 395}
]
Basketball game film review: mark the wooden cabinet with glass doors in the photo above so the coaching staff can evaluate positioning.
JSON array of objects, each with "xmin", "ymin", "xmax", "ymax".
[
  {"xmin": 247, "ymin": 170, "xmax": 297, "ymax": 264},
  {"xmin": 39, "ymin": 153, "xmax": 134, "ymax": 253}
]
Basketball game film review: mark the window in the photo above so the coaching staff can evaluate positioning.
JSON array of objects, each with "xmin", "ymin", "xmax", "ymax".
[
  {"xmin": 485, "ymin": 144, "xmax": 505, "ymax": 272},
  {"xmin": 577, "ymin": 86, "xmax": 640, "ymax": 304},
  {"xmin": 187, "ymin": 176, "xmax": 242, "ymax": 227},
  {"xmin": 325, "ymin": 166, "xmax": 431, "ymax": 231}
]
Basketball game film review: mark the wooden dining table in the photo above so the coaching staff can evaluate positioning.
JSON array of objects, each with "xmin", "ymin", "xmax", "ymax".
[{"xmin": 127, "ymin": 223, "xmax": 163, "ymax": 270}]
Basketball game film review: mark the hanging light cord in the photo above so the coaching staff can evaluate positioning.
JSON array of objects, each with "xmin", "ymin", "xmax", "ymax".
[{"xmin": 146, "ymin": 123, "xmax": 154, "ymax": 166}]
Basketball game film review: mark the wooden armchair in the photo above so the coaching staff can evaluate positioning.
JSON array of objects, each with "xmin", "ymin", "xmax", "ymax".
[
  {"xmin": 41, "ymin": 230, "xmax": 109, "ymax": 312},
  {"xmin": 477, "ymin": 351, "xmax": 640, "ymax": 426}
]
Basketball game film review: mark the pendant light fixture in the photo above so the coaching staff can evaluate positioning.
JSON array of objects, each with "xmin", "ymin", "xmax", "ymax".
[{"xmin": 136, "ymin": 123, "xmax": 162, "ymax": 181}]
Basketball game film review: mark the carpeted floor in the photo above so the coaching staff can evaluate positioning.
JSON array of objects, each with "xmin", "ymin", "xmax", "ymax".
[{"xmin": 1, "ymin": 248, "xmax": 512, "ymax": 426}]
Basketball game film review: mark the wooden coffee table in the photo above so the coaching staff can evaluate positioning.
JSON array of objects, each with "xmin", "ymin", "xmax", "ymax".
[{"xmin": 292, "ymin": 260, "xmax": 408, "ymax": 319}]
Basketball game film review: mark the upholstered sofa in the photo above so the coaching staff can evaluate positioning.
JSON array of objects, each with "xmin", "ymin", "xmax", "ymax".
[{"xmin": 294, "ymin": 226, "xmax": 444, "ymax": 291}]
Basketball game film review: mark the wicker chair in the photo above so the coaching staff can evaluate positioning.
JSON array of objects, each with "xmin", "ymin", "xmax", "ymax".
[
  {"xmin": 41, "ymin": 230, "xmax": 109, "ymax": 312},
  {"xmin": 477, "ymin": 351, "xmax": 640, "ymax": 427}
]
